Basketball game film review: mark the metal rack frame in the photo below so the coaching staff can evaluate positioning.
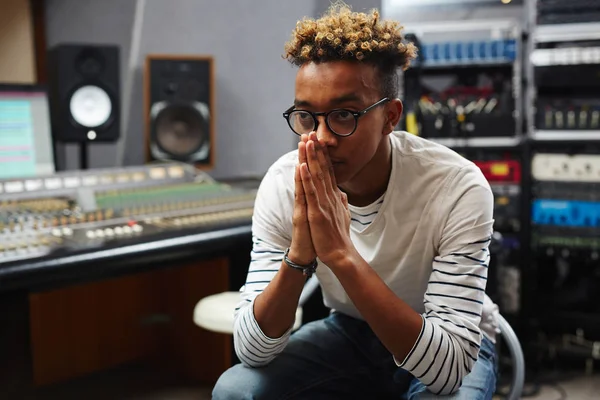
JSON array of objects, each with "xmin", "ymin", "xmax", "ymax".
[
  {"xmin": 521, "ymin": 0, "xmax": 600, "ymax": 374},
  {"xmin": 402, "ymin": 18, "xmax": 524, "ymax": 148},
  {"xmin": 525, "ymin": 1, "xmax": 600, "ymax": 143}
]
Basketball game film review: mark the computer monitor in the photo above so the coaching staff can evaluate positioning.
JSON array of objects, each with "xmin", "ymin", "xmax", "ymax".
[{"xmin": 0, "ymin": 84, "xmax": 55, "ymax": 179}]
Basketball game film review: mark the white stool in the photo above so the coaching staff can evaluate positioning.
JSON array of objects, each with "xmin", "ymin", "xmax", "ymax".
[
  {"xmin": 193, "ymin": 276, "xmax": 320, "ymax": 334},
  {"xmin": 193, "ymin": 291, "xmax": 304, "ymax": 334}
]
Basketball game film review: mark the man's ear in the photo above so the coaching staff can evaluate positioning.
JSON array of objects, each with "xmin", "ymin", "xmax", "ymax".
[{"xmin": 384, "ymin": 98, "xmax": 403, "ymax": 134}]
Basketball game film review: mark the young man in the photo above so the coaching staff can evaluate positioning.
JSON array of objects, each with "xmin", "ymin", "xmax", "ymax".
[{"xmin": 213, "ymin": 4, "xmax": 499, "ymax": 399}]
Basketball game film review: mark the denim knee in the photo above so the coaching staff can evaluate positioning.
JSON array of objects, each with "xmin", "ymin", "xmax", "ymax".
[
  {"xmin": 213, "ymin": 363, "xmax": 279, "ymax": 400},
  {"xmin": 212, "ymin": 365, "xmax": 252, "ymax": 400}
]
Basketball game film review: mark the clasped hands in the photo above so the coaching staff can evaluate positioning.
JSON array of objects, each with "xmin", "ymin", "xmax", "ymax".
[{"xmin": 289, "ymin": 132, "xmax": 354, "ymax": 270}]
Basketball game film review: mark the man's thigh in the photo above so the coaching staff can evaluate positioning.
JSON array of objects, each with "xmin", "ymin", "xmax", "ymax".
[
  {"xmin": 406, "ymin": 336, "xmax": 497, "ymax": 400},
  {"xmin": 212, "ymin": 313, "xmax": 392, "ymax": 400}
]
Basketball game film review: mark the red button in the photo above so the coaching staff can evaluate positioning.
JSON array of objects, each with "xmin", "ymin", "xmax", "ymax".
[{"xmin": 127, "ymin": 220, "xmax": 136, "ymax": 227}]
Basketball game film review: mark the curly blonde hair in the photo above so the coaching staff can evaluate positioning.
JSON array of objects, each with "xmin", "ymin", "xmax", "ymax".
[{"xmin": 283, "ymin": 1, "xmax": 418, "ymax": 98}]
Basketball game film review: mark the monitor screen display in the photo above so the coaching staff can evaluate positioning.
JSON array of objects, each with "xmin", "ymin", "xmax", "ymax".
[{"xmin": 0, "ymin": 84, "xmax": 55, "ymax": 179}]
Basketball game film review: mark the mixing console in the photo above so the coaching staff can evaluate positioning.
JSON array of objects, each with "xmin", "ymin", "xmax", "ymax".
[{"xmin": 0, "ymin": 163, "xmax": 256, "ymax": 265}]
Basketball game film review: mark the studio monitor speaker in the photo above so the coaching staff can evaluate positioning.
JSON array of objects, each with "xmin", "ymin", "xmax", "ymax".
[
  {"xmin": 144, "ymin": 55, "xmax": 214, "ymax": 168},
  {"xmin": 47, "ymin": 44, "xmax": 120, "ymax": 142}
]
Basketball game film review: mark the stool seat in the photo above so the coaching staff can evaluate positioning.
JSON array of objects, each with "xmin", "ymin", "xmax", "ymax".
[{"xmin": 193, "ymin": 291, "xmax": 303, "ymax": 334}]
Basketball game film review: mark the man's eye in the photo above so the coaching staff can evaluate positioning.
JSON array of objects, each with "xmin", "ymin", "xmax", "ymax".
[{"xmin": 334, "ymin": 111, "xmax": 353, "ymax": 120}]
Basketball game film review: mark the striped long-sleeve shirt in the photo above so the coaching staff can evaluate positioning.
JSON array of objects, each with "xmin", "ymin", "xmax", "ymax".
[{"xmin": 233, "ymin": 131, "xmax": 499, "ymax": 395}]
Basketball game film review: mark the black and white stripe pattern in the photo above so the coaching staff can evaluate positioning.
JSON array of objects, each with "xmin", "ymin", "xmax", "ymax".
[
  {"xmin": 232, "ymin": 235, "xmax": 289, "ymax": 367},
  {"xmin": 348, "ymin": 196, "xmax": 383, "ymax": 232},
  {"xmin": 398, "ymin": 235, "xmax": 491, "ymax": 395}
]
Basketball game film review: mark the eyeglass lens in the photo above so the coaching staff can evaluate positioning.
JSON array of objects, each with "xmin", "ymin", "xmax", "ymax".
[{"xmin": 288, "ymin": 110, "xmax": 356, "ymax": 136}]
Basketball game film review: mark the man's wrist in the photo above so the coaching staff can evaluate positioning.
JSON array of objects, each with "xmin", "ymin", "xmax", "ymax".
[
  {"xmin": 284, "ymin": 247, "xmax": 318, "ymax": 278},
  {"xmin": 327, "ymin": 247, "xmax": 361, "ymax": 272},
  {"xmin": 286, "ymin": 248, "xmax": 315, "ymax": 266}
]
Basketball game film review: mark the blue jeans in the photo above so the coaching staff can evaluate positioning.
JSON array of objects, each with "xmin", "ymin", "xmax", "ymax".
[{"xmin": 213, "ymin": 312, "xmax": 497, "ymax": 399}]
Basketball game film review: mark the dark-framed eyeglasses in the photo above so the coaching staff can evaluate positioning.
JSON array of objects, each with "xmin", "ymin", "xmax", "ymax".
[{"xmin": 282, "ymin": 97, "xmax": 390, "ymax": 137}]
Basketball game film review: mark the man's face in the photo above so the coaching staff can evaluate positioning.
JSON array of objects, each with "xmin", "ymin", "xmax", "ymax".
[{"xmin": 293, "ymin": 61, "xmax": 396, "ymax": 185}]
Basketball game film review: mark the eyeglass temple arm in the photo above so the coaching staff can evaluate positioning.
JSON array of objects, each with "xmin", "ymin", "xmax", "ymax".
[{"xmin": 359, "ymin": 97, "xmax": 390, "ymax": 115}]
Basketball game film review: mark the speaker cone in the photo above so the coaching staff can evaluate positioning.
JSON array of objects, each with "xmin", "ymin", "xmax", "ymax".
[
  {"xmin": 151, "ymin": 102, "xmax": 209, "ymax": 159},
  {"xmin": 69, "ymin": 85, "xmax": 112, "ymax": 128}
]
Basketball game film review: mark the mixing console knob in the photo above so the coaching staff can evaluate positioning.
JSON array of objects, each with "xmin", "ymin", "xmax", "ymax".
[
  {"xmin": 123, "ymin": 226, "xmax": 132, "ymax": 234},
  {"xmin": 51, "ymin": 228, "xmax": 62, "ymax": 237},
  {"xmin": 132, "ymin": 224, "xmax": 143, "ymax": 233},
  {"xmin": 62, "ymin": 227, "xmax": 73, "ymax": 236},
  {"xmin": 104, "ymin": 228, "xmax": 114, "ymax": 237},
  {"xmin": 114, "ymin": 226, "xmax": 124, "ymax": 235},
  {"xmin": 86, "ymin": 231, "xmax": 96, "ymax": 239},
  {"xmin": 94, "ymin": 229, "xmax": 105, "ymax": 238}
]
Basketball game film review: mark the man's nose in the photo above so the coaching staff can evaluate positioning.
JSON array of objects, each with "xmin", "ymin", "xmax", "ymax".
[{"xmin": 315, "ymin": 117, "xmax": 338, "ymax": 147}]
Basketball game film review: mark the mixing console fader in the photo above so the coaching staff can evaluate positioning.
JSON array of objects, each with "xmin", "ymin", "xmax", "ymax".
[{"xmin": 0, "ymin": 163, "xmax": 257, "ymax": 265}]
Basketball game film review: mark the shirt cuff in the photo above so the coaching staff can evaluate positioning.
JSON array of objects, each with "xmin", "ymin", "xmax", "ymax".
[
  {"xmin": 247, "ymin": 299, "xmax": 294, "ymax": 343},
  {"xmin": 394, "ymin": 314, "xmax": 428, "ymax": 369}
]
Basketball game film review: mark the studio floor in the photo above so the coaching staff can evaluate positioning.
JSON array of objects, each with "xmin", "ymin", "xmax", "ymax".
[{"xmin": 6, "ymin": 361, "xmax": 599, "ymax": 400}]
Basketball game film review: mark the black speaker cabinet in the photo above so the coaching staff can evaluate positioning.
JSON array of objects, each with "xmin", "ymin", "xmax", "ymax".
[
  {"xmin": 47, "ymin": 44, "xmax": 120, "ymax": 143},
  {"xmin": 144, "ymin": 55, "xmax": 214, "ymax": 169}
]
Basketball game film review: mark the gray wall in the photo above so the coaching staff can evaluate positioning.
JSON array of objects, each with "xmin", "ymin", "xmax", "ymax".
[
  {"xmin": 45, "ymin": 0, "xmax": 318, "ymax": 179},
  {"xmin": 315, "ymin": 0, "xmax": 382, "ymax": 15}
]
